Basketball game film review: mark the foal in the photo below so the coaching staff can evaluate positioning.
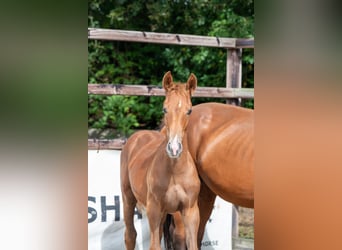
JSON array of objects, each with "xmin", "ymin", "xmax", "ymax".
[{"xmin": 120, "ymin": 71, "xmax": 200, "ymax": 250}]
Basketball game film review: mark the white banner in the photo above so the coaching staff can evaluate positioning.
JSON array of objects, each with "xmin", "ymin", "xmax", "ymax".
[{"xmin": 88, "ymin": 150, "xmax": 232, "ymax": 250}]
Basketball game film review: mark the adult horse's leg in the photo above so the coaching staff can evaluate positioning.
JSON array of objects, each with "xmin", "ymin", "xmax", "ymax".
[
  {"xmin": 122, "ymin": 185, "xmax": 137, "ymax": 250},
  {"xmin": 182, "ymin": 204, "xmax": 200, "ymax": 250},
  {"xmin": 197, "ymin": 181, "xmax": 216, "ymax": 248},
  {"xmin": 163, "ymin": 212, "xmax": 186, "ymax": 250},
  {"xmin": 171, "ymin": 212, "xmax": 186, "ymax": 250}
]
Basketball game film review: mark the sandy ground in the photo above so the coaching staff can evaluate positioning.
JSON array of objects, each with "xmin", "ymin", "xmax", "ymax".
[{"xmin": 239, "ymin": 207, "xmax": 254, "ymax": 239}]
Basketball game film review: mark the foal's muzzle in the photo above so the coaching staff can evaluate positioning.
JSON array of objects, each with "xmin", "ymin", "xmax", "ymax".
[{"xmin": 166, "ymin": 136, "xmax": 183, "ymax": 158}]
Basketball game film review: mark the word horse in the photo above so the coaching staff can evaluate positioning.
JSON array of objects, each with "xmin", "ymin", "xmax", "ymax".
[{"xmin": 120, "ymin": 71, "xmax": 200, "ymax": 250}]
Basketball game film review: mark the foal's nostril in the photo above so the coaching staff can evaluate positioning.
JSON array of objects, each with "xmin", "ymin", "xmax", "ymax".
[
  {"xmin": 167, "ymin": 142, "xmax": 172, "ymax": 152},
  {"xmin": 177, "ymin": 142, "xmax": 183, "ymax": 154}
]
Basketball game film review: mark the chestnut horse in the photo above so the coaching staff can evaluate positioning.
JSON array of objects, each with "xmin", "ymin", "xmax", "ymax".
[
  {"xmin": 120, "ymin": 71, "xmax": 200, "ymax": 250},
  {"xmin": 187, "ymin": 102, "xmax": 254, "ymax": 247}
]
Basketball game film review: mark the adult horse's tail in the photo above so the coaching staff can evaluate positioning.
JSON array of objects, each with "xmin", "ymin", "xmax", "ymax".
[{"xmin": 163, "ymin": 213, "xmax": 174, "ymax": 250}]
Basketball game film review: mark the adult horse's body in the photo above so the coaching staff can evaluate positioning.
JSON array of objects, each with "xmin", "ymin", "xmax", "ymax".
[
  {"xmin": 120, "ymin": 71, "xmax": 200, "ymax": 250},
  {"xmin": 186, "ymin": 102, "xmax": 254, "ymax": 246}
]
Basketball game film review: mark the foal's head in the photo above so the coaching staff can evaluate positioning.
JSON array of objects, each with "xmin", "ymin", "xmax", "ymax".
[{"xmin": 162, "ymin": 71, "xmax": 197, "ymax": 158}]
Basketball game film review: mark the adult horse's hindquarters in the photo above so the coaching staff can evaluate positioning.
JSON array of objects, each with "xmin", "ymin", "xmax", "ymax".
[{"xmin": 187, "ymin": 102, "xmax": 254, "ymax": 246}]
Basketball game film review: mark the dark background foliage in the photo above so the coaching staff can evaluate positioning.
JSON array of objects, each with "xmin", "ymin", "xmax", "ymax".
[{"xmin": 88, "ymin": 0, "xmax": 254, "ymax": 136}]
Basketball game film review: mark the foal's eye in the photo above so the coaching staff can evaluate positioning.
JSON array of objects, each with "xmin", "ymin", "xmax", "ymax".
[
  {"xmin": 186, "ymin": 109, "xmax": 192, "ymax": 115},
  {"xmin": 162, "ymin": 108, "xmax": 167, "ymax": 114}
]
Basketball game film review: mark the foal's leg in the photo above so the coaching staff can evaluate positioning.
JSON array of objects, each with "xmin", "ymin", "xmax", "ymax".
[
  {"xmin": 182, "ymin": 203, "xmax": 200, "ymax": 250},
  {"xmin": 197, "ymin": 182, "xmax": 216, "ymax": 248},
  {"xmin": 122, "ymin": 187, "xmax": 137, "ymax": 250},
  {"xmin": 146, "ymin": 198, "xmax": 163, "ymax": 250}
]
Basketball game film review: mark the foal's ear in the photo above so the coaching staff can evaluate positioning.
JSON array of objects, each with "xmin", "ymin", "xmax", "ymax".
[
  {"xmin": 186, "ymin": 73, "xmax": 197, "ymax": 96},
  {"xmin": 162, "ymin": 71, "xmax": 173, "ymax": 92}
]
